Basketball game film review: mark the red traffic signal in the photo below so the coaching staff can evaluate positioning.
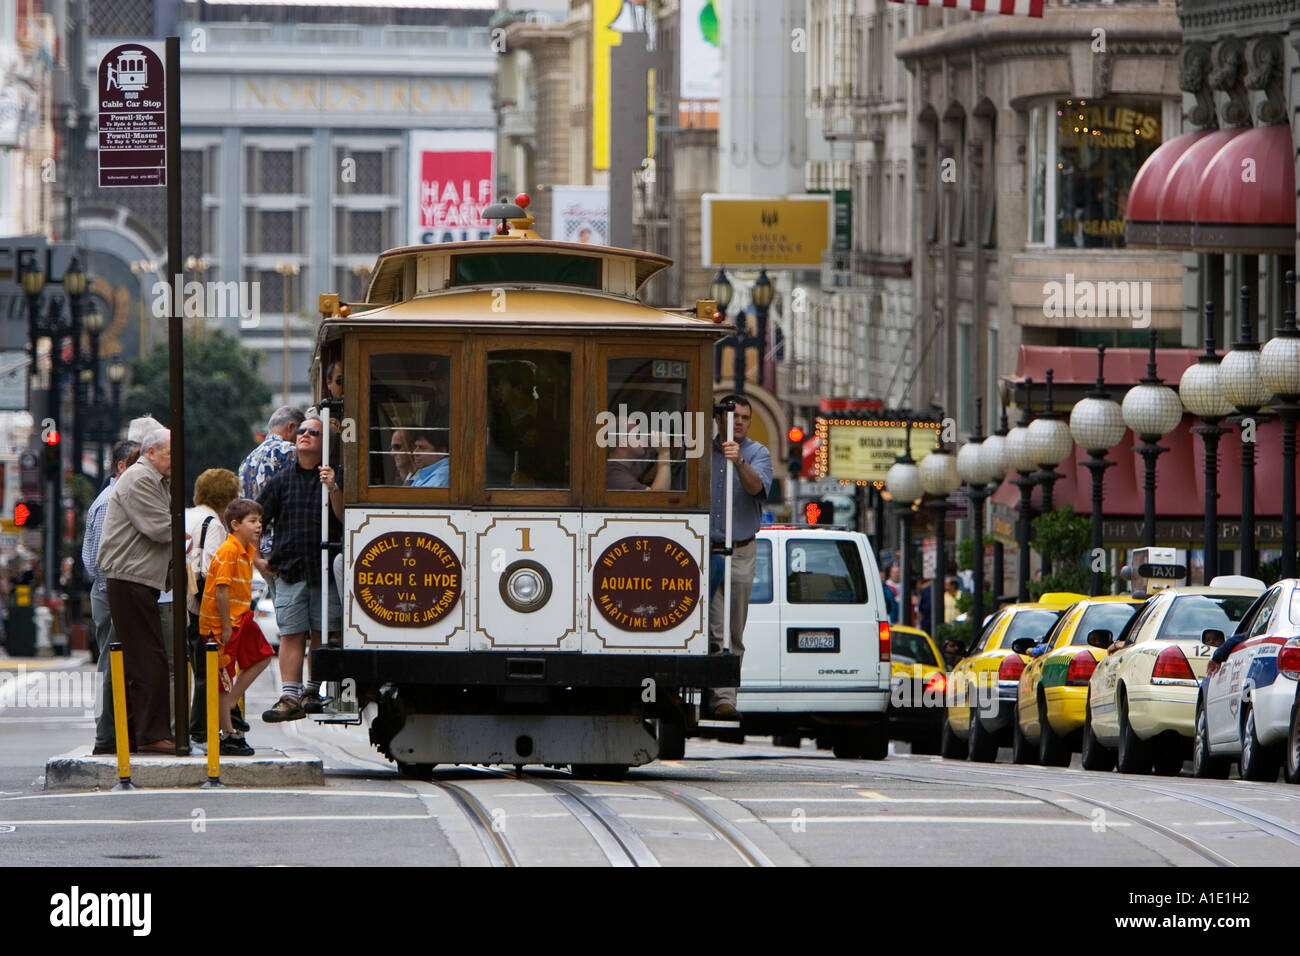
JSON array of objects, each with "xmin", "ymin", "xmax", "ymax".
[
  {"xmin": 787, "ymin": 426, "xmax": 805, "ymax": 443},
  {"xmin": 43, "ymin": 429, "xmax": 60, "ymax": 446},
  {"xmin": 14, "ymin": 500, "xmax": 43, "ymax": 528},
  {"xmin": 803, "ymin": 499, "xmax": 835, "ymax": 525}
]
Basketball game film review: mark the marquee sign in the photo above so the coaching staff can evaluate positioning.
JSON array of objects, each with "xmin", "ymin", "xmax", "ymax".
[
  {"xmin": 354, "ymin": 531, "xmax": 462, "ymax": 627},
  {"xmin": 592, "ymin": 535, "xmax": 701, "ymax": 632}
]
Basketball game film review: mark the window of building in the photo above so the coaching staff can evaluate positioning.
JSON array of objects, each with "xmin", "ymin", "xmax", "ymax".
[
  {"xmin": 368, "ymin": 353, "xmax": 452, "ymax": 488},
  {"xmin": 1027, "ymin": 97, "xmax": 1164, "ymax": 249}
]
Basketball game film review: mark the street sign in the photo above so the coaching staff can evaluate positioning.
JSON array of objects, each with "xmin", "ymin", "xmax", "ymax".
[
  {"xmin": 818, "ymin": 419, "xmax": 938, "ymax": 482},
  {"xmin": 97, "ymin": 42, "xmax": 167, "ymax": 188},
  {"xmin": 701, "ymin": 194, "xmax": 832, "ymax": 268}
]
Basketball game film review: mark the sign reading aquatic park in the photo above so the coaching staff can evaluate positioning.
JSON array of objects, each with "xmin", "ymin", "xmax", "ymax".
[
  {"xmin": 592, "ymin": 536, "xmax": 701, "ymax": 632},
  {"xmin": 353, "ymin": 531, "xmax": 462, "ymax": 627},
  {"xmin": 816, "ymin": 418, "xmax": 939, "ymax": 483},
  {"xmin": 701, "ymin": 194, "xmax": 832, "ymax": 268},
  {"xmin": 98, "ymin": 43, "xmax": 166, "ymax": 188}
]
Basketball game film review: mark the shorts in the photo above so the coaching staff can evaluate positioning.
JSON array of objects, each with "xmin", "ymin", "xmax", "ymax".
[
  {"xmin": 272, "ymin": 573, "xmax": 342, "ymax": 636},
  {"xmin": 207, "ymin": 612, "xmax": 275, "ymax": 693}
]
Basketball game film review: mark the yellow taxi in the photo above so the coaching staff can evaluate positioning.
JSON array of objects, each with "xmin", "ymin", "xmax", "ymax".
[
  {"xmin": 1083, "ymin": 577, "xmax": 1265, "ymax": 775},
  {"xmin": 942, "ymin": 593, "xmax": 1086, "ymax": 762},
  {"xmin": 888, "ymin": 625, "xmax": 948, "ymax": 754},
  {"xmin": 1011, "ymin": 595, "xmax": 1143, "ymax": 766}
]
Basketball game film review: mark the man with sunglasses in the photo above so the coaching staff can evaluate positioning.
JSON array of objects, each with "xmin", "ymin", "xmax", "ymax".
[{"xmin": 256, "ymin": 416, "xmax": 344, "ymax": 720}]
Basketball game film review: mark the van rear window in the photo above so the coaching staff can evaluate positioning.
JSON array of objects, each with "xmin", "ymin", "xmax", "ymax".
[{"xmin": 786, "ymin": 539, "xmax": 867, "ymax": 604}]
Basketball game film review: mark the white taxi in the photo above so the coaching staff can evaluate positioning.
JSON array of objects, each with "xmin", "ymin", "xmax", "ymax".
[
  {"xmin": 1195, "ymin": 578, "xmax": 1300, "ymax": 781},
  {"xmin": 724, "ymin": 526, "xmax": 893, "ymax": 759},
  {"xmin": 1084, "ymin": 576, "xmax": 1264, "ymax": 775}
]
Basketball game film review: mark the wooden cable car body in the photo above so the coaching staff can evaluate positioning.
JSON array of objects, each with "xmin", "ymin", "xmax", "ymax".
[{"xmin": 312, "ymin": 227, "xmax": 737, "ymax": 774}]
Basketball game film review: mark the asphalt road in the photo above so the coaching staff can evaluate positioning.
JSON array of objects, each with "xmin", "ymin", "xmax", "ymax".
[{"xmin": 4, "ymin": 654, "xmax": 1300, "ymax": 868}]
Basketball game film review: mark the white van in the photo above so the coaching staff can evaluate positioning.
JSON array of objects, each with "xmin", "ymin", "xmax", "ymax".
[{"xmin": 696, "ymin": 525, "xmax": 893, "ymax": 758}]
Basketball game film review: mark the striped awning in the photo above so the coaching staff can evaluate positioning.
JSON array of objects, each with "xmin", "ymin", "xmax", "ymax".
[{"xmin": 886, "ymin": 0, "xmax": 1045, "ymax": 16}]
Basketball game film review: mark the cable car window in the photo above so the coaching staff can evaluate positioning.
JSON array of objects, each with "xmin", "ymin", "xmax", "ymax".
[
  {"xmin": 453, "ymin": 253, "xmax": 600, "ymax": 288},
  {"xmin": 368, "ymin": 353, "xmax": 450, "ymax": 487},
  {"xmin": 602, "ymin": 358, "xmax": 690, "ymax": 492},
  {"xmin": 486, "ymin": 350, "xmax": 571, "ymax": 489}
]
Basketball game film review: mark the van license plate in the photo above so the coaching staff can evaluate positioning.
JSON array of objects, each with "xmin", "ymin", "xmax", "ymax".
[{"xmin": 796, "ymin": 630, "xmax": 837, "ymax": 650}]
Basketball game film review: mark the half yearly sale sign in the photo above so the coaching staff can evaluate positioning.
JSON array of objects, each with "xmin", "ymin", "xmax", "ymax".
[
  {"xmin": 408, "ymin": 130, "xmax": 495, "ymax": 245},
  {"xmin": 98, "ymin": 43, "xmax": 166, "ymax": 187}
]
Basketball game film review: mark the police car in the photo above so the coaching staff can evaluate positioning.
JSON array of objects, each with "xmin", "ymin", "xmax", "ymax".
[
  {"xmin": 716, "ymin": 525, "xmax": 892, "ymax": 759},
  {"xmin": 1195, "ymin": 577, "xmax": 1300, "ymax": 781}
]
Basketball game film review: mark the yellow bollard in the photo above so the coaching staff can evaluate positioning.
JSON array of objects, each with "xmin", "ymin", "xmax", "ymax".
[
  {"xmin": 202, "ymin": 640, "xmax": 223, "ymax": 788},
  {"xmin": 109, "ymin": 642, "xmax": 132, "ymax": 790}
]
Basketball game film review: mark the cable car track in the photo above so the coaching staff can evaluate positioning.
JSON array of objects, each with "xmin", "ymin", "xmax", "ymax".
[{"xmin": 766, "ymin": 757, "xmax": 1295, "ymax": 867}]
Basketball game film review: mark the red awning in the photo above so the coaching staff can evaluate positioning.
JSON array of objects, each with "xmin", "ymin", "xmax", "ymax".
[
  {"xmin": 1156, "ymin": 128, "xmax": 1244, "ymax": 249},
  {"xmin": 990, "ymin": 415, "xmax": 1300, "ymax": 521},
  {"xmin": 1193, "ymin": 124, "xmax": 1296, "ymax": 253},
  {"xmin": 1003, "ymin": 345, "xmax": 1201, "ymax": 391},
  {"xmin": 885, "ymin": 0, "xmax": 1043, "ymax": 15},
  {"xmin": 1125, "ymin": 130, "xmax": 1210, "ymax": 248}
]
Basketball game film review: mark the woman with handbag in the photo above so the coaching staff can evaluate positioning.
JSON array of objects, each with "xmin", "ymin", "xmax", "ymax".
[{"xmin": 185, "ymin": 468, "xmax": 241, "ymax": 745}]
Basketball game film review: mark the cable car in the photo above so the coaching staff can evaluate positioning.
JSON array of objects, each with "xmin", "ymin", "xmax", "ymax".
[{"xmin": 311, "ymin": 195, "xmax": 738, "ymax": 778}]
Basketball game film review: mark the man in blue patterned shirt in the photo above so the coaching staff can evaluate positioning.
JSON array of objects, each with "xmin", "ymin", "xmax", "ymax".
[
  {"xmin": 238, "ymin": 406, "xmax": 303, "ymax": 591},
  {"xmin": 82, "ymin": 440, "xmax": 140, "ymax": 754}
]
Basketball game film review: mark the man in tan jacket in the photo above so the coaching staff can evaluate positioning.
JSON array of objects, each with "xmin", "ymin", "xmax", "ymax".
[{"xmin": 98, "ymin": 427, "xmax": 175, "ymax": 752}]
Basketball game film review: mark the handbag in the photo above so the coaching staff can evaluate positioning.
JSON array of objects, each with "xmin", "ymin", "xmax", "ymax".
[{"xmin": 193, "ymin": 516, "xmax": 217, "ymax": 599}]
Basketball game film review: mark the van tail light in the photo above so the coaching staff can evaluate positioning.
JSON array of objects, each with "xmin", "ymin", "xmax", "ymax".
[
  {"xmin": 998, "ymin": 654, "xmax": 1025, "ymax": 682},
  {"xmin": 1066, "ymin": 651, "xmax": 1098, "ymax": 685},
  {"xmin": 924, "ymin": 673, "xmax": 946, "ymax": 694},
  {"xmin": 1152, "ymin": 645, "xmax": 1197, "ymax": 681},
  {"xmin": 878, "ymin": 621, "xmax": 890, "ymax": 663},
  {"xmin": 1278, "ymin": 641, "xmax": 1300, "ymax": 678}
]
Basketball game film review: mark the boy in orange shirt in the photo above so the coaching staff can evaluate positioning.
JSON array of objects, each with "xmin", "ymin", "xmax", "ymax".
[{"xmin": 199, "ymin": 498, "xmax": 275, "ymax": 755}]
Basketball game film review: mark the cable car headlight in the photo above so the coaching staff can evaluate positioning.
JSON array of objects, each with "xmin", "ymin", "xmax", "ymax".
[{"xmin": 500, "ymin": 560, "xmax": 552, "ymax": 613}]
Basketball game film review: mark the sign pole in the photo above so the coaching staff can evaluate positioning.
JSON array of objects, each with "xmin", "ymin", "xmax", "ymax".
[{"xmin": 165, "ymin": 36, "xmax": 188, "ymax": 755}]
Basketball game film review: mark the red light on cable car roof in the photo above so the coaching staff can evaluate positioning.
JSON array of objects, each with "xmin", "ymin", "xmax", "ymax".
[{"xmin": 515, "ymin": 193, "xmax": 530, "ymax": 209}]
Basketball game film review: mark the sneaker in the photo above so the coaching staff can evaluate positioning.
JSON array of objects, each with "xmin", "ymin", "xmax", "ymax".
[
  {"xmin": 262, "ymin": 695, "xmax": 306, "ymax": 723},
  {"xmin": 299, "ymin": 691, "xmax": 326, "ymax": 714},
  {"xmin": 230, "ymin": 709, "xmax": 250, "ymax": 733},
  {"xmin": 190, "ymin": 730, "xmax": 207, "ymax": 745},
  {"xmin": 219, "ymin": 734, "xmax": 255, "ymax": 757}
]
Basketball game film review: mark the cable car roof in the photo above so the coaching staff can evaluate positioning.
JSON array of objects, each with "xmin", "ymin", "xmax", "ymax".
[
  {"xmin": 365, "ymin": 239, "xmax": 673, "ymax": 304},
  {"xmin": 321, "ymin": 286, "xmax": 729, "ymax": 334}
]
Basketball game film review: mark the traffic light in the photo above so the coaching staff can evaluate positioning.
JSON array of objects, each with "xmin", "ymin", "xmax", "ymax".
[
  {"xmin": 787, "ymin": 425, "xmax": 805, "ymax": 478},
  {"xmin": 14, "ymin": 500, "xmax": 43, "ymax": 529},
  {"xmin": 803, "ymin": 498, "xmax": 836, "ymax": 526},
  {"xmin": 43, "ymin": 428, "xmax": 61, "ymax": 480}
]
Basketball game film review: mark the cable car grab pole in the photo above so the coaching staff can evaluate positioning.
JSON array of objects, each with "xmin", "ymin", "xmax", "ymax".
[
  {"xmin": 723, "ymin": 408, "xmax": 734, "ymax": 653},
  {"xmin": 321, "ymin": 405, "xmax": 330, "ymax": 675}
]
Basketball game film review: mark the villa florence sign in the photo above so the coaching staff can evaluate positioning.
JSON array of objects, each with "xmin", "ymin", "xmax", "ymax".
[{"xmin": 98, "ymin": 43, "xmax": 166, "ymax": 187}]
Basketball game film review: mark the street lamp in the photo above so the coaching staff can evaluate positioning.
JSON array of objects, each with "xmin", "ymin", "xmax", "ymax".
[
  {"xmin": 1219, "ymin": 285, "xmax": 1271, "ymax": 577},
  {"xmin": 129, "ymin": 259, "xmax": 159, "ymax": 354},
  {"xmin": 185, "ymin": 256, "xmax": 209, "ymax": 338},
  {"xmin": 1122, "ymin": 330, "xmax": 1184, "ymax": 549},
  {"xmin": 885, "ymin": 417, "xmax": 923, "ymax": 626},
  {"xmin": 20, "ymin": 255, "xmax": 45, "ymax": 375},
  {"xmin": 1026, "ymin": 368, "xmax": 1074, "ymax": 576},
  {"xmin": 981, "ymin": 400, "xmax": 1011, "ymax": 606},
  {"xmin": 1260, "ymin": 271, "xmax": 1300, "ymax": 578},
  {"xmin": 920, "ymin": 434, "xmax": 961, "ymax": 645},
  {"xmin": 958, "ymin": 396, "xmax": 1002, "ymax": 643},
  {"xmin": 1179, "ymin": 304, "xmax": 1233, "ymax": 583},
  {"xmin": 1070, "ymin": 345, "xmax": 1126, "ymax": 595},
  {"xmin": 1005, "ymin": 379, "xmax": 1038, "ymax": 602},
  {"xmin": 107, "ymin": 358, "xmax": 127, "ymax": 442},
  {"xmin": 82, "ymin": 308, "xmax": 106, "ymax": 485}
]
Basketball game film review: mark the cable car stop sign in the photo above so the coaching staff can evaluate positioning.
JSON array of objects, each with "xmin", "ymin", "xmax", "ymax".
[{"xmin": 98, "ymin": 43, "xmax": 166, "ymax": 188}]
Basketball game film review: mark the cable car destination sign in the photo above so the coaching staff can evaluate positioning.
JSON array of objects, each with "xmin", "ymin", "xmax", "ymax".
[
  {"xmin": 815, "ymin": 418, "xmax": 939, "ymax": 483},
  {"xmin": 592, "ymin": 536, "xmax": 701, "ymax": 632},
  {"xmin": 354, "ymin": 531, "xmax": 462, "ymax": 626}
]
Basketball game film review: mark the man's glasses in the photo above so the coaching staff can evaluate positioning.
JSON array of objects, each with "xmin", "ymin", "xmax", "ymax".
[{"xmin": 297, "ymin": 427, "xmax": 322, "ymax": 437}]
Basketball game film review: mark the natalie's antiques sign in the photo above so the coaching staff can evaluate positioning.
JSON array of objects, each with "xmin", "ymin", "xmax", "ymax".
[
  {"xmin": 354, "ymin": 531, "xmax": 462, "ymax": 626},
  {"xmin": 592, "ymin": 536, "xmax": 701, "ymax": 632}
]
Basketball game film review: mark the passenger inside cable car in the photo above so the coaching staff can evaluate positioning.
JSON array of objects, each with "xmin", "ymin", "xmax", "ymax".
[
  {"xmin": 409, "ymin": 430, "xmax": 449, "ymax": 488},
  {"xmin": 485, "ymin": 353, "xmax": 570, "ymax": 488}
]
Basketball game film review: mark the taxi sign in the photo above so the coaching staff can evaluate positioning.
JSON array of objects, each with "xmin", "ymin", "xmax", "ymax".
[{"xmin": 1128, "ymin": 547, "xmax": 1186, "ymax": 594}]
